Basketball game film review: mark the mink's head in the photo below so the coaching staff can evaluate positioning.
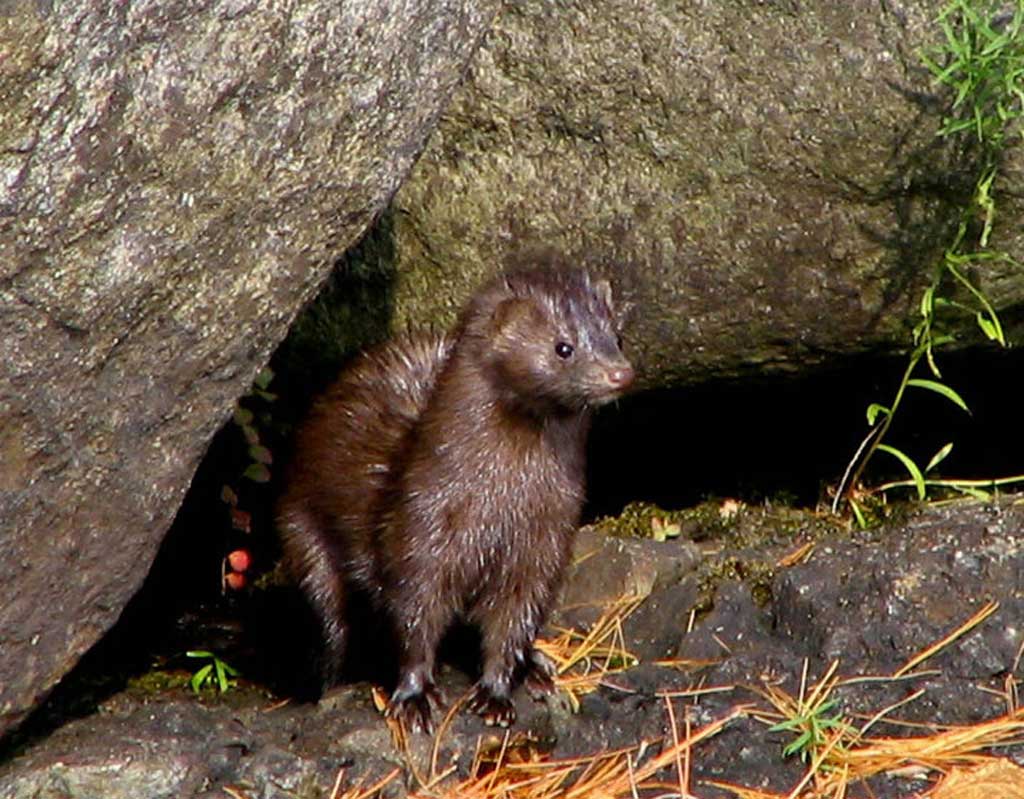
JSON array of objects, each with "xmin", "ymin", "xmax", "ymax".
[{"xmin": 461, "ymin": 267, "xmax": 634, "ymax": 415}]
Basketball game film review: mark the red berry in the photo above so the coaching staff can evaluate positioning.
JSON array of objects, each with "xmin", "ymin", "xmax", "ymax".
[
  {"xmin": 225, "ymin": 571, "xmax": 246, "ymax": 591},
  {"xmin": 227, "ymin": 549, "xmax": 251, "ymax": 573}
]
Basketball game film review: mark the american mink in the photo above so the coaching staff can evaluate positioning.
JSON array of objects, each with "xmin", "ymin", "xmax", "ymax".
[{"xmin": 277, "ymin": 266, "xmax": 634, "ymax": 732}]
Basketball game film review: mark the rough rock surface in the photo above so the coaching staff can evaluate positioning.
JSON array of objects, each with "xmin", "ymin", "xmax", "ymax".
[
  {"xmin": 0, "ymin": 0, "xmax": 497, "ymax": 737},
  {"xmin": 2, "ymin": 500, "xmax": 1022, "ymax": 798},
  {"xmin": 383, "ymin": 0, "xmax": 1024, "ymax": 387}
]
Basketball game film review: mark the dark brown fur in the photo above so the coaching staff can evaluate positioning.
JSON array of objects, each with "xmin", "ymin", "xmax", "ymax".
[{"xmin": 277, "ymin": 267, "xmax": 633, "ymax": 732}]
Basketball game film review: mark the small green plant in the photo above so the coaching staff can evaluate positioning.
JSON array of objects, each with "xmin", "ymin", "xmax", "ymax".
[
  {"xmin": 923, "ymin": 0, "xmax": 1024, "ymax": 154},
  {"xmin": 186, "ymin": 650, "xmax": 240, "ymax": 694},
  {"xmin": 650, "ymin": 515, "xmax": 682, "ymax": 542},
  {"xmin": 763, "ymin": 661, "xmax": 855, "ymax": 770},
  {"xmin": 834, "ymin": 0, "xmax": 1024, "ymax": 520},
  {"xmin": 233, "ymin": 367, "xmax": 277, "ymax": 488},
  {"xmin": 770, "ymin": 696, "xmax": 851, "ymax": 764}
]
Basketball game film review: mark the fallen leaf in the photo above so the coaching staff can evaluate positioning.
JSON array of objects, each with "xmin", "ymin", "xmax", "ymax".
[{"xmin": 930, "ymin": 759, "xmax": 1024, "ymax": 799}]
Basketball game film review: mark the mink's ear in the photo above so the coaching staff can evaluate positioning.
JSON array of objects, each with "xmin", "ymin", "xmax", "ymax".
[
  {"xmin": 594, "ymin": 278, "xmax": 633, "ymax": 327},
  {"xmin": 491, "ymin": 297, "xmax": 541, "ymax": 336}
]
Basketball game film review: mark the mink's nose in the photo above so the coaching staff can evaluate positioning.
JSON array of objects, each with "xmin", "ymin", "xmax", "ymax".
[{"xmin": 606, "ymin": 363, "xmax": 634, "ymax": 390}]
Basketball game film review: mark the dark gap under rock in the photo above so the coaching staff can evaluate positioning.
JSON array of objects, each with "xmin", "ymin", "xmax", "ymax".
[{"xmin": 586, "ymin": 343, "xmax": 1024, "ymax": 518}]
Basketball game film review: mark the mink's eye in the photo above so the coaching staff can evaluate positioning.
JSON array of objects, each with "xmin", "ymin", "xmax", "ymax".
[{"xmin": 555, "ymin": 341, "xmax": 574, "ymax": 359}]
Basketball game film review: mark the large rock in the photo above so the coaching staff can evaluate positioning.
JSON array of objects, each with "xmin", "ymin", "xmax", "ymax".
[
  {"xmin": 0, "ymin": 0, "xmax": 497, "ymax": 737},
  {"xmin": 384, "ymin": 0, "xmax": 1024, "ymax": 386}
]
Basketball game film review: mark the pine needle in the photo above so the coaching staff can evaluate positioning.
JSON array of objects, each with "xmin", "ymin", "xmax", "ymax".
[
  {"xmin": 535, "ymin": 594, "xmax": 645, "ymax": 710},
  {"xmin": 415, "ymin": 705, "xmax": 748, "ymax": 799},
  {"xmin": 894, "ymin": 600, "xmax": 999, "ymax": 677}
]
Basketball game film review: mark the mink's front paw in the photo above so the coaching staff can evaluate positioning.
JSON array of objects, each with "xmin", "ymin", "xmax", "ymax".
[
  {"xmin": 468, "ymin": 684, "xmax": 516, "ymax": 727},
  {"xmin": 523, "ymin": 648, "xmax": 557, "ymax": 700},
  {"xmin": 386, "ymin": 674, "xmax": 444, "ymax": 734}
]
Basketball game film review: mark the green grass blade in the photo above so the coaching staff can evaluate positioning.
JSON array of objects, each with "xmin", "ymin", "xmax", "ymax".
[
  {"xmin": 906, "ymin": 378, "xmax": 970, "ymax": 412},
  {"xmin": 866, "ymin": 403, "xmax": 891, "ymax": 425},
  {"xmin": 877, "ymin": 444, "xmax": 926, "ymax": 499},
  {"xmin": 770, "ymin": 717, "xmax": 802, "ymax": 733},
  {"xmin": 955, "ymin": 485, "xmax": 992, "ymax": 500},
  {"xmin": 926, "ymin": 442, "xmax": 954, "ymax": 473},
  {"xmin": 215, "ymin": 661, "xmax": 230, "ymax": 692},
  {"xmin": 976, "ymin": 312, "xmax": 1001, "ymax": 342},
  {"xmin": 783, "ymin": 731, "xmax": 813, "ymax": 760},
  {"xmin": 190, "ymin": 664, "xmax": 212, "ymax": 694},
  {"xmin": 945, "ymin": 260, "xmax": 1006, "ymax": 345},
  {"xmin": 919, "ymin": 284, "xmax": 936, "ymax": 318},
  {"xmin": 850, "ymin": 499, "xmax": 868, "ymax": 529}
]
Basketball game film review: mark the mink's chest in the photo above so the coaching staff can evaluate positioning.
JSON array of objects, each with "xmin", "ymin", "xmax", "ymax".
[{"xmin": 430, "ymin": 413, "xmax": 582, "ymax": 501}]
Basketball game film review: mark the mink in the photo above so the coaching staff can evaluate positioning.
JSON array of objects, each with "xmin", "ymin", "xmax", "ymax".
[{"xmin": 276, "ymin": 266, "xmax": 634, "ymax": 732}]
